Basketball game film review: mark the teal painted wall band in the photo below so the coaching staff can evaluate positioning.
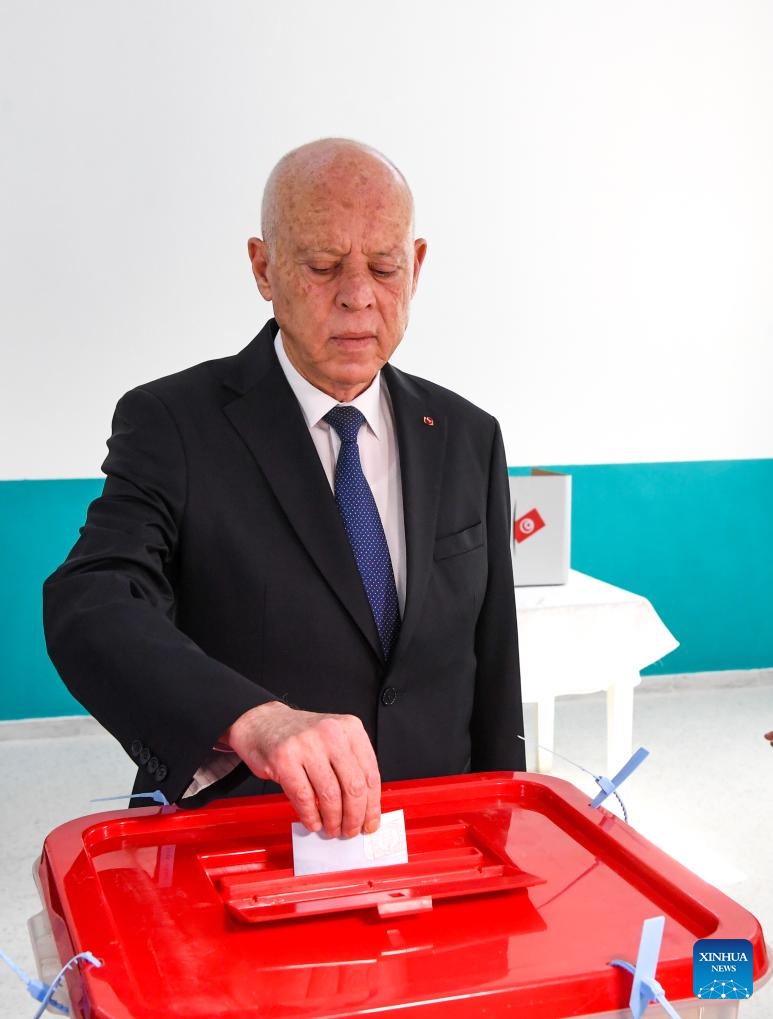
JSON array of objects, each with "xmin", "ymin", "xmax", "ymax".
[
  {"xmin": 1, "ymin": 479, "xmax": 102, "ymax": 720},
  {"xmin": 2, "ymin": 462, "xmax": 772, "ymax": 720},
  {"xmin": 510, "ymin": 461, "xmax": 773, "ymax": 675}
]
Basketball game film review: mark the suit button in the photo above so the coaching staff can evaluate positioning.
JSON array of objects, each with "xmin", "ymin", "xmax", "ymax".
[
  {"xmin": 139, "ymin": 747, "xmax": 151, "ymax": 765},
  {"xmin": 155, "ymin": 764, "xmax": 168, "ymax": 782},
  {"xmin": 380, "ymin": 686, "xmax": 398, "ymax": 707},
  {"xmin": 147, "ymin": 756, "xmax": 159, "ymax": 774},
  {"xmin": 130, "ymin": 739, "xmax": 142, "ymax": 759}
]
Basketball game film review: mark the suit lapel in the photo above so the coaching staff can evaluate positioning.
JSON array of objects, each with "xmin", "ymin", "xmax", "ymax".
[
  {"xmin": 218, "ymin": 324, "xmax": 382, "ymax": 659},
  {"xmin": 383, "ymin": 364, "xmax": 446, "ymax": 665}
]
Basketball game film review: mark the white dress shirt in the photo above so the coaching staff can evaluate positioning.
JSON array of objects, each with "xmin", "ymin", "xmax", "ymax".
[
  {"xmin": 182, "ymin": 331, "xmax": 406, "ymax": 799},
  {"xmin": 273, "ymin": 331, "xmax": 406, "ymax": 612}
]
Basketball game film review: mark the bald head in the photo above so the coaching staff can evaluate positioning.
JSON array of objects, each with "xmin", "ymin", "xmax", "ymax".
[
  {"xmin": 247, "ymin": 137, "xmax": 426, "ymax": 403},
  {"xmin": 260, "ymin": 138, "xmax": 415, "ymax": 256}
]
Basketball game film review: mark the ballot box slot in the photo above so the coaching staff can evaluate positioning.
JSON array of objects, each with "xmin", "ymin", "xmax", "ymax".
[
  {"xmin": 217, "ymin": 848, "xmax": 542, "ymax": 923},
  {"xmin": 198, "ymin": 817, "xmax": 544, "ymax": 924}
]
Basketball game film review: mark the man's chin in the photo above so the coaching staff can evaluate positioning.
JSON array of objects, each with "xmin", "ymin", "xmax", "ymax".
[{"xmin": 323, "ymin": 363, "xmax": 383, "ymax": 402}]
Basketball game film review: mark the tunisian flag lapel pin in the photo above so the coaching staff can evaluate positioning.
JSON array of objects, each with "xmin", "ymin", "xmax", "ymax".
[{"xmin": 423, "ymin": 415, "xmax": 434, "ymax": 427}]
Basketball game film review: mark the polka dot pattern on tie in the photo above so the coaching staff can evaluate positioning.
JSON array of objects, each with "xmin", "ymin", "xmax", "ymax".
[{"xmin": 324, "ymin": 405, "xmax": 401, "ymax": 660}]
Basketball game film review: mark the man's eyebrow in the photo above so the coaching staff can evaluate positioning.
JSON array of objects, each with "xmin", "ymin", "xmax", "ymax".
[
  {"xmin": 295, "ymin": 246, "xmax": 406, "ymax": 259},
  {"xmin": 296, "ymin": 247, "xmax": 345, "ymax": 257}
]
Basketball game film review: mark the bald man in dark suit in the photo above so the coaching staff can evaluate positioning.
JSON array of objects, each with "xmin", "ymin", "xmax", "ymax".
[{"xmin": 43, "ymin": 139, "xmax": 525, "ymax": 838}]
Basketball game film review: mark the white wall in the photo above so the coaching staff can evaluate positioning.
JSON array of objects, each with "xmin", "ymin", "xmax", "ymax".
[{"xmin": 2, "ymin": 0, "xmax": 772, "ymax": 478}]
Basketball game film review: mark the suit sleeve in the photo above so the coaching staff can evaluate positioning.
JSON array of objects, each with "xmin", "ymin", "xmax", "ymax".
[
  {"xmin": 43, "ymin": 386, "xmax": 272, "ymax": 803},
  {"xmin": 469, "ymin": 419, "xmax": 526, "ymax": 771}
]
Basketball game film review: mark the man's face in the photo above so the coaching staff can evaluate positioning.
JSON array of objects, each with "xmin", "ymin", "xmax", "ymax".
[{"xmin": 249, "ymin": 155, "xmax": 426, "ymax": 402}]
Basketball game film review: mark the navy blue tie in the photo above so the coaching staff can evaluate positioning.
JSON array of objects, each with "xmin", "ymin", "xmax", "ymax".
[{"xmin": 324, "ymin": 406, "xmax": 401, "ymax": 660}]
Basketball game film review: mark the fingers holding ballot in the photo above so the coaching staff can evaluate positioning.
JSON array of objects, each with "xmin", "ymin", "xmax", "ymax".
[{"xmin": 224, "ymin": 700, "xmax": 382, "ymax": 837}]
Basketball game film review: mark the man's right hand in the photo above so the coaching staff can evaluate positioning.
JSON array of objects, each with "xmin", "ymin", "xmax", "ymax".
[{"xmin": 223, "ymin": 701, "xmax": 381, "ymax": 838}]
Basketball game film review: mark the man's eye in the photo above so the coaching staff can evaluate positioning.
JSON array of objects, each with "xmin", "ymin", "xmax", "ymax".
[
  {"xmin": 371, "ymin": 267, "xmax": 397, "ymax": 278},
  {"xmin": 308, "ymin": 265, "xmax": 337, "ymax": 275}
]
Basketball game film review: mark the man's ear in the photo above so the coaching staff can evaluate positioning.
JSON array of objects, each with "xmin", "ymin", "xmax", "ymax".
[
  {"xmin": 411, "ymin": 238, "xmax": 428, "ymax": 297},
  {"xmin": 247, "ymin": 237, "xmax": 272, "ymax": 301}
]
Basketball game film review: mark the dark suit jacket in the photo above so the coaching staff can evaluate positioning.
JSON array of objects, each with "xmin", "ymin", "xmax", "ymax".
[{"xmin": 43, "ymin": 319, "xmax": 525, "ymax": 804}]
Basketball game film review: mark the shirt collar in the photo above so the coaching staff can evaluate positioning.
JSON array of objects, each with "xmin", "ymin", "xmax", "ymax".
[{"xmin": 274, "ymin": 331, "xmax": 383, "ymax": 438}]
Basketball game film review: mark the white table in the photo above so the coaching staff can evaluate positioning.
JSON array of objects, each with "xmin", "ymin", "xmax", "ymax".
[{"xmin": 515, "ymin": 570, "xmax": 679, "ymax": 775}]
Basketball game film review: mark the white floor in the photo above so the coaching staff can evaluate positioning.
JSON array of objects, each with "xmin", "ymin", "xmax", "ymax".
[{"xmin": 0, "ymin": 670, "xmax": 771, "ymax": 1018}]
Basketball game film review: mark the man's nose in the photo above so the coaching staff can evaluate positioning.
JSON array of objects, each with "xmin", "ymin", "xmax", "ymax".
[{"xmin": 336, "ymin": 269, "xmax": 375, "ymax": 311}]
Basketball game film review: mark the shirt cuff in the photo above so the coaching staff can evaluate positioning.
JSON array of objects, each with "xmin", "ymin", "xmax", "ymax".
[{"xmin": 182, "ymin": 748, "xmax": 240, "ymax": 799}]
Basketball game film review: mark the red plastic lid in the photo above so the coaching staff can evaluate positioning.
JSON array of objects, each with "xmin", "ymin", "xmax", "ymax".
[{"xmin": 36, "ymin": 773, "xmax": 769, "ymax": 1018}]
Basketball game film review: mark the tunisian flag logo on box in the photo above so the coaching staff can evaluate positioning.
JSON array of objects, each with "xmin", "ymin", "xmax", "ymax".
[{"xmin": 514, "ymin": 508, "xmax": 546, "ymax": 543}]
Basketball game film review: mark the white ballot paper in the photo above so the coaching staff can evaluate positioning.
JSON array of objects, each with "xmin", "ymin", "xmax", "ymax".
[{"xmin": 292, "ymin": 808, "xmax": 408, "ymax": 876}]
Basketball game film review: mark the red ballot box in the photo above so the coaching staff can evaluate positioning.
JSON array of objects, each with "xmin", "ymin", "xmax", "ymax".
[{"xmin": 32, "ymin": 773, "xmax": 769, "ymax": 1018}]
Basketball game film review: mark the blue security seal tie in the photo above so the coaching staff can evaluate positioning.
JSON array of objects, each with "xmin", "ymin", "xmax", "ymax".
[
  {"xmin": 610, "ymin": 916, "xmax": 683, "ymax": 1019},
  {"xmin": 517, "ymin": 736, "xmax": 649, "ymax": 823},
  {"xmin": 590, "ymin": 746, "xmax": 651, "ymax": 816},
  {"xmin": 0, "ymin": 946, "xmax": 102, "ymax": 1018},
  {"xmin": 92, "ymin": 790, "xmax": 172, "ymax": 807}
]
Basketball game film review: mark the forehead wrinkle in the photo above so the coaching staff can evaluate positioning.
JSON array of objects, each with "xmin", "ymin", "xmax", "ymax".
[
  {"xmin": 291, "ymin": 181, "xmax": 410, "ymax": 223},
  {"xmin": 294, "ymin": 244, "xmax": 408, "ymax": 264},
  {"xmin": 284, "ymin": 195, "xmax": 412, "ymax": 261}
]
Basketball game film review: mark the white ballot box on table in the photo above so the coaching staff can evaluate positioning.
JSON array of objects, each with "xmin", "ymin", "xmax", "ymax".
[{"xmin": 509, "ymin": 469, "xmax": 571, "ymax": 586}]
